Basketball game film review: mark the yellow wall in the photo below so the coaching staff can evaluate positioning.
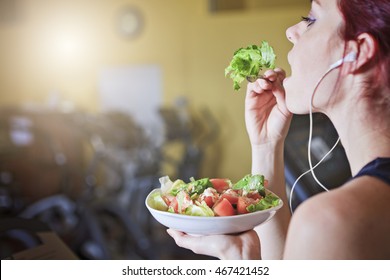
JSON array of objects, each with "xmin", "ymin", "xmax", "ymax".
[{"xmin": 0, "ymin": 0, "xmax": 309, "ymax": 181}]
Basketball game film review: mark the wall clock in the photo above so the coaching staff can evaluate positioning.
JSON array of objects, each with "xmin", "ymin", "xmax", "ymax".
[{"xmin": 117, "ymin": 6, "xmax": 144, "ymax": 39}]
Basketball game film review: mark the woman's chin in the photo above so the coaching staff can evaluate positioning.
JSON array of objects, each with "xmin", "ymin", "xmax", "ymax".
[{"xmin": 285, "ymin": 96, "xmax": 307, "ymax": 115}]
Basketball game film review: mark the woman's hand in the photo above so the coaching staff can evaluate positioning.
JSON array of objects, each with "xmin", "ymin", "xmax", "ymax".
[
  {"xmin": 167, "ymin": 229, "xmax": 261, "ymax": 260},
  {"xmin": 245, "ymin": 69, "xmax": 292, "ymax": 259},
  {"xmin": 245, "ymin": 68, "xmax": 292, "ymax": 146}
]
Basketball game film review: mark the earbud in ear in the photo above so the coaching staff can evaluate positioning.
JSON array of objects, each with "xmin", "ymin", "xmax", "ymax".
[
  {"xmin": 343, "ymin": 51, "xmax": 357, "ymax": 62},
  {"xmin": 328, "ymin": 52, "xmax": 357, "ymax": 70}
]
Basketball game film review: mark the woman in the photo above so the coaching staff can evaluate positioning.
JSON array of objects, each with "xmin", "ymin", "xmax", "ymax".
[{"xmin": 167, "ymin": 0, "xmax": 390, "ymax": 259}]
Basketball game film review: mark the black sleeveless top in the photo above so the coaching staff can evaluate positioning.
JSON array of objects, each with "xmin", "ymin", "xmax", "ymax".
[{"xmin": 353, "ymin": 157, "xmax": 390, "ymax": 185}]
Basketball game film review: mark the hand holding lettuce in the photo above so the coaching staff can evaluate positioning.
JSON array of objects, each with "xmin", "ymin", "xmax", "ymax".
[{"xmin": 225, "ymin": 41, "xmax": 276, "ymax": 91}]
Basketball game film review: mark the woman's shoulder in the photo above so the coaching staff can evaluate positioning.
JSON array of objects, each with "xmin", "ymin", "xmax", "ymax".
[
  {"xmin": 283, "ymin": 176, "xmax": 390, "ymax": 259},
  {"xmin": 304, "ymin": 175, "xmax": 390, "ymax": 218}
]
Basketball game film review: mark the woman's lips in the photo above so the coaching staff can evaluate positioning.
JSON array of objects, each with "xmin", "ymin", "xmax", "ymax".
[
  {"xmin": 282, "ymin": 76, "xmax": 290, "ymax": 87},
  {"xmin": 287, "ymin": 51, "xmax": 292, "ymax": 66}
]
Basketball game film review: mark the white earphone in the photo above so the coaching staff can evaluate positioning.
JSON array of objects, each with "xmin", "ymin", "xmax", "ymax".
[
  {"xmin": 328, "ymin": 51, "xmax": 357, "ymax": 70},
  {"xmin": 289, "ymin": 51, "xmax": 357, "ymax": 213}
]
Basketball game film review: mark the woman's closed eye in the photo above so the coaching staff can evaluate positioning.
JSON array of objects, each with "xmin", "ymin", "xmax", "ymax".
[{"xmin": 301, "ymin": 16, "xmax": 316, "ymax": 27}]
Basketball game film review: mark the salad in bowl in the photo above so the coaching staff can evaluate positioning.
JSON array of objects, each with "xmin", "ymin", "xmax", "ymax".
[{"xmin": 145, "ymin": 174, "xmax": 283, "ymax": 235}]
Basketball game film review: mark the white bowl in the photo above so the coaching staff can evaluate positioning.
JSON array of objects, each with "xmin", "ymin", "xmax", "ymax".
[{"xmin": 145, "ymin": 188, "xmax": 283, "ymax": 235}]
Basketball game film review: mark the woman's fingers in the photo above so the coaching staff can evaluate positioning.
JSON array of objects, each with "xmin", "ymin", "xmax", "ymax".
[
  {"xmin": 246, "ymin": 78, "xmax": 272, "ymax": 97},
  {"xmin": 263, "ymin": 68, "xmax": 286, "ymax": 82},
  {"xmin": 167, "ymin": 229, "xmax": 219, "ymax": 257},
  {"xmin": 258, "ymin": 78, "xmax": 273, "ymax": 90},
  {"xmin": 247, "ymin": 68, "xmax": 286, "ymax": 96},
  {"xmin": 166, "ymin": 229, "xmax": 191, "ymax": 247}
]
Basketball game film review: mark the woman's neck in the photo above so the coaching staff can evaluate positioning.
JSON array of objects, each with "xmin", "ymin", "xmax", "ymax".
[{"xmin": 327, "ymin": 93, "xmax": 390, "ymax": 176}]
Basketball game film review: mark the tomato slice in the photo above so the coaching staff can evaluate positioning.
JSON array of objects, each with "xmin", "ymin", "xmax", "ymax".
[
  {"xmin": 198, "ymin": 187, "xmax": 219, "ymax": 207},
  {"xmin": 202, "ymin": 196, "xmax": 215, "ymax": 208},
  {"xmin": 246, "ymin": 191, "xmax": 262, "ymax": 200},
  {"xmin": 237, "ymin": 196, "xmax": 256, "ymax": 214},
  {"xmin": 169, "ymin": 197, "xmax": 179, "ymax": 213},
  {"xmin": 162, "ymin": 194, "xmax": 175, "ymax": 206},
  {"xmin": 213, "ymin": 198, "xmax": 235, "ymax": 216},
  {"xmin": 169, "ymin": 191, "xmax": 193, "ymax": 213},
  {"xmin": 220, "ymin": 189, "xmax": 239, "ymax": 205},
  {"xmin": 210, "ymin": 178, "xmax": 231, "ymax": 193}
]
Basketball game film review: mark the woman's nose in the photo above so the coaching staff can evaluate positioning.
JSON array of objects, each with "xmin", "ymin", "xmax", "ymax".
[{"xmin": 286, "ymin": 24, "xmax": 298, "ymax": 43}]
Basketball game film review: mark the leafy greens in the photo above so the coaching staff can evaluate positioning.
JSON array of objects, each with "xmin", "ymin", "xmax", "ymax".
[{"xmin": 225, "ymin": 41, "xmax": 276, "ymax": 91}]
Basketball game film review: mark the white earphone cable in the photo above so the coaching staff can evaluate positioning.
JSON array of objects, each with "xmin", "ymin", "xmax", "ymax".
[{"xmin": 289, "ymin": 66, "xmax": 341, "ymax": 213}]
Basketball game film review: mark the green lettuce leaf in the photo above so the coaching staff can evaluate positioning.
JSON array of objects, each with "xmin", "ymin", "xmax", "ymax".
[
  {"xmin": 168, "ymin": 179, "xmax": 187, "ymax": 196},
  {"xmin": 149, "ymin": 192, "xmax": 168, "ymax": 211},
  {"xmin": 247, "ymin": 193, "xmax": 281, "ymax": 212},
  {"xmin": 187, "ymin": 177, "xmax": 213, "ymax": 198},
  {"xmin": 185, "ymin": 201, "xmax": 215, "ymax": 217},
  {"xmin": 232, "ymin": 174, "xmax": 266, "ymax": 197},
  {"xmin": 225, "ymin": 41, "xmax": 276, "ymax": 91}
]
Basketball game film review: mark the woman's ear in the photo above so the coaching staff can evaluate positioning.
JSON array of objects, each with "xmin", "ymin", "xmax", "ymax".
[
  {"xmin": 342, "ymin": 33, "xmax": 377, "ymax": 75},
  {"xmin": 355, "ymin": 33, "xmax": 377, "ymax": 70}
]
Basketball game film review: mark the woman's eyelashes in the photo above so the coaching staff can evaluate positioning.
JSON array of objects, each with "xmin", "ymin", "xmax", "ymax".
[{"xmin": 301, "ymin": 16, "xmax": 316, "ymax": 27}]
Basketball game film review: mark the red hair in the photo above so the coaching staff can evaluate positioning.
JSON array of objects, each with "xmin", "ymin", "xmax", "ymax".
[{"xmin": 338, "ymin": 0, "xmax": 390, "ymax": 89}]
